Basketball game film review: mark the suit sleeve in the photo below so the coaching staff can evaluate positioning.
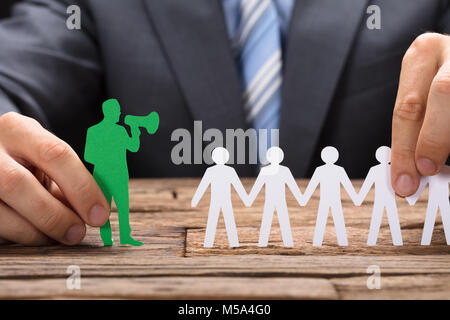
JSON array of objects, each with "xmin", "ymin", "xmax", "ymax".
[
  {"xmin": 438, "ymin": 0, "xmax": 450, "ymax": 33},
  {"xmin": 0, "ymin": 0, "xmax": 102, "ymax": 127},
  {"xmin": 0, "ymin": 89, "xmax": 18, "ymax": 114}
]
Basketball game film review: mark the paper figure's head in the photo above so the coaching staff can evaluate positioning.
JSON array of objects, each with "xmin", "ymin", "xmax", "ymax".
[
  {"xmin": 266, "ymin": 147, "xmax": 284, "ymax": 165},
  {"xmin": 212, "ymin": 147, "xmax": 229, "ymax": 165},
  {"xmin": 375, "ymin": 146, "xmax": 391, "ymax": 164},
  {"xmin": 321, "ymin": 146, "xmax": 339, "ymax": 164},
  {"xmin": 102, "ymin": 99, "xmax": 121, "ymax": 123}
]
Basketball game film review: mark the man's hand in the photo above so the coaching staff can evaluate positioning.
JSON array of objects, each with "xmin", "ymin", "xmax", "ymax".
[
  {"xmin": 391, "ymin": 33, "xmax": 450, "ymax": 197},
  {"xmin": 0, "ymin": 112, "xmax": 110, "ymax": 246}
]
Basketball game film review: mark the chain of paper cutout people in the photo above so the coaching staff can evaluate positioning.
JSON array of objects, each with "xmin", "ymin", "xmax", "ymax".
[
  {"xmin": 84, "ymin": 100, "xmax": 449, "ymax": 248},
  {"xmin": 192, "ymin": 146, "xmax": 450, "ymax": 248}
]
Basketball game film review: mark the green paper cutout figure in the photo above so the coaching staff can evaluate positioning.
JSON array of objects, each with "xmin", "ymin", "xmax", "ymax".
[{"xmin": 84, "ymin": 99, "xmax": 159, "ymax": 246}]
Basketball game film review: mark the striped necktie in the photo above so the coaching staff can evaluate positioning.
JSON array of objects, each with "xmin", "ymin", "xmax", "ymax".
[{"xmin": 235, "ymin": 0, "xmax": 282, "ymax": 151}]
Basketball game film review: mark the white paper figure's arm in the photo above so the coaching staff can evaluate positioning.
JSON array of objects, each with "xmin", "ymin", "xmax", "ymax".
[
  {"xmin": 285, "ymin": 169, "xmax": 304, "ymax": 206},
  {"xmin": 356, "ymin": 168, "xmax": 375, "ymax": 206},
  {"xmin": 231, "ymin": 169, "xmax": 250, "ymax": 206},
  {"xmin": 406, "ymin": 176, "xmax": 428, "ymax": 206},
  {"xmin": 191, "ymin": 169, "xmax": 212, "ymax": 207},
  {"xmin": 302, "ymin": 168, "xmax": 320, "ymax": 205},
  {"xmin": 340, "ymin": 167, "xmax": 358, "ymax": 205},
  {"xmin": 247, "ymin": 172, "xmax": 265, "ymax": 206}
]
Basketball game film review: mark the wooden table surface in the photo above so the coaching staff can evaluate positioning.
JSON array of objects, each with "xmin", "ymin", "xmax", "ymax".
[{"xmin": 1, "ymin": 178, "xmax": 449, "ymax": 300}]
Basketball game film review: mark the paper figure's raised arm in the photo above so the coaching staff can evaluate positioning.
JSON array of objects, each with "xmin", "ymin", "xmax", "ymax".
[
  {"xmin": 124, "ymin": 112, "xmax": 159, "ymax": 152},
  {"xmin": 285, "ymin": 168, "xmax": 304, "ymax": 206},
  {"xmin": 231, "ymin": 169, "xmax": 250, "ymax": 206},
  {"xmin": 191, "ymin": 169, "xmax": 212, "ymax": 207},
  {"xmin": 356, "ymin": 167, "xmax": 375, "ymax": 206},
  {"xmin": 339, "ymin": 167, "xmax": 358, "ymax": 205},
  {"xmin": 302, "ymin": 168, "xmax": 320, "ymax": 205},
  {"xmin": 406, "ymin": 176, "xmax": 429, "ymax": 206},
  {"xmin": 126, "ymin": 126, "xmax": 141, "ymax": 153},
  {"xmin": 248, "ymin": 172, "xmax": 265, "ymax": 206}
]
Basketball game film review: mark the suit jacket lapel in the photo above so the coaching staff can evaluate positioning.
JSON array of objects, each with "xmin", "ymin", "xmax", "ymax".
[
  {"xmin": 143, "ymin": 0, "xmax": 246, "ymax": 133},
  {"xmin": 280, "ymin": 0, "xmax": 369, "ymax": 177}
]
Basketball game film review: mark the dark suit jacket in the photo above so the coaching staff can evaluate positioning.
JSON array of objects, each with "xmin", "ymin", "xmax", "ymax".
[
  {"xmin": 0, "ymin": 0, "xmax": 448, "ymax": 178},
  {"xmin": 0, "ymin": 0, "xmax": 15, "ymax": 19}
]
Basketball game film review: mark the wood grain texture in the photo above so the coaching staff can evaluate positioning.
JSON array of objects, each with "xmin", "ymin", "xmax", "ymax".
[
  {"xmin": 185, "ymin": 226, "xmax": 450, "ymax": 256},
  {"xmin": 0, "ymin": 178, "xmax": 448, "ymax": 299},
  {"xmin": 330, "ymin": 275, "xmax": 450, "ymax": 300},
  {"xmin": 0, "ymin": 277, "xmax": 337, "ymax": 299}
]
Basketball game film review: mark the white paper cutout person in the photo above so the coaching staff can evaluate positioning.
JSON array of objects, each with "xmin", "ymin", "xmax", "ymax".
[
  {"xmin": 356, "ymin": 146, "xmax": 403, "ymax": 246},
  {"xmin": 247, "ymin": 147, "xmax": 303, "ymax": 247},
  {"xmin": 406, "ymin": 165, "xmax": 450, "ymax": 245},
  {"xmin": 302, "ymin": 147, "xmax": 358, "ymax": 246},
  {"xmin": 191, "ymin": 147, "xmax": 248, "ymax": 248}
]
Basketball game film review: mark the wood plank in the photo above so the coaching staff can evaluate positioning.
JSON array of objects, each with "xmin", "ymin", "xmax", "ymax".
[
  {"xmin": 0, "ymin": 178, "xmax": 447, "ymax": 299},
  {"xmin": 0, "ymin": 277, "xmax": 338, "ymax": 299},
  {"xmin": 185, "ymin": 226, "xmax": 450, "ymax": 256},
  {"xmin": 331, "ymin": 274, "xmax": 450, "ymax": 300},
  {"xmin": 0, "ymin": 225, "xmax": 186, "ymax": 259},
  {"xmin": 1, "ymin": 255, "xmax": 450, "ymax": 279},
  {"xmin": 122, "ymin": 196, "xmax": 430, "ymax": 233}
]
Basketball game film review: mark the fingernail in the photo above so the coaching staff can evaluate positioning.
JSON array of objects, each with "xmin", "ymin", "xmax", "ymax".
[
  {"xmin": 65, "ymin": 224, "xmax": 85, "ymax": 245},
  {"xmin": 417, "ymin": 158, "xmax": 437, "ymax": 176},
  {"xmin": 395, "ymin": 174, "xmax": 415, "ymax": 196},
  {"xmin": 89, "ymin": 204, "xmax": 109, "ymax": 226}
]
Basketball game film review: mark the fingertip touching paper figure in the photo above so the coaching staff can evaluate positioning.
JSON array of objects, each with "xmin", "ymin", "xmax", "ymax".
[
  {"xmin": 302, "ymin": 147, "xmax": 358, "ymax": 246},
  {"xmin": 248, "ymin": 147, "xmax": 303, "ymax": 247},
  {"xmin": 357, "ymin": 146, "xmax": 403, "ymax": 246},
  {"xmin": 191, "ymin": 147, "xmax": 248, "ymax": 248},
  {"xmin": 407, "ymin": 165, "xmax": 450, "ymax": 245},
  {"xmin": 84, "ymin": 99, "xmax": 159, "ymax": 246}
]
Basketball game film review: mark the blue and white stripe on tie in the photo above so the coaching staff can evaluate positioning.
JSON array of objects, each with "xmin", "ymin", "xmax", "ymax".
[{"xmin": 235, "ymin": 0, "xmax": 282, "ymax": 146}]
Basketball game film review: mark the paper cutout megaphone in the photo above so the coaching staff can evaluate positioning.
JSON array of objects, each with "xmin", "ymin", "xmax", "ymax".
[{"xmin": 124, "ymin": 112, "xmax": 159, "ymax": 135}]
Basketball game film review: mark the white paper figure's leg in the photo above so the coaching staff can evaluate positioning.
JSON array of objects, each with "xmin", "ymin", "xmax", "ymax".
[
  {"xmin": 386, "ymin": 200, "xmax": 403, "ymax": 246},
  {"xmin": 258, "ymin": 202, "xmax": 275, "ymax": 247},
  {"xmin": 421, "ymin": 200, "xmax": 438, "ymax": 246},
  {"xmin": 367, "ymin": 202, "xmax": 384, "ymax": 246},
  {"xmin": 438, "ymin": 200, "xmax": 450, "ymax": 245},
  {"xmin": 276, "ymin": 202, "xmax": 294, "ymax": 247},
  {"xmin": 204, "ymin": 203, "xmax": 221, "ymax": 248},
  {"xmin": 222, "ymin": 202, "xmax": 239, "ymax": 248},
  {"xmin": 313, "ymin": 202, "xmax": 330, "ymax": 247},
  {"xmin": 331, "ymin": 202, "xmax": 348, "ymax": 246}
]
